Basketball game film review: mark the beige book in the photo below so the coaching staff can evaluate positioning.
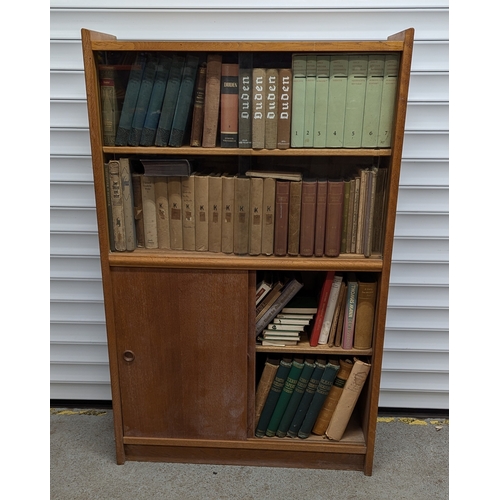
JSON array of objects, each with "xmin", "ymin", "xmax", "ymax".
[
  {"xmin": 252, "ymin": 68, "xmax": 266, "ymax": 149},
  {"xmin": 233, "ymin": 176, "xmax": 250, "ymax": 255},
  {"xmin": 221, "ymin": 174, "xmax": 235, "ymax": 254},
  {"xmin": 167, "ymin": 176, "xmax": 183, "ymax": 250},
  {"xmin": 255, "ymin": 356, "xmax": 280, "ymax": 423},
  {"xmin": 181, "ymin": 175, "xmax": 195, "ymax": 251},
  {"xmin": 194, "ymin": 172, "xmax": 209, "ymax": 251},
  {"xmin": 264, "ymin": 68, "xmax": 278, "ymax": 149},
  {"xmin": 107, "ymin": 160, "xmax": 126, "ymax": 251},
  {"xmin": 119, "ymin": 158, "xmax": 136, "ymax": 251},
  {"xmin": 154, "ymin": 176, "xmax": 170, "ymax": 249},
  {"xmin": 287, "ymin": 180, "xmax": 302, "ymax": 256},
  {"xmin": 261, "ymin": 177, "xmax": 276, "ymax": 256},
  {"xmin": 208, "ymin": 173, "xmax": 223, "ymax": 252},
  {"xmin": 325, "ymin": 358, "xmax": 371, "ymax": 441},
  {"xmin": 249, "ymin": 177, "xmax": 264, "ymax": 255},
  {"xmin": 141, "ymin": 175, "xmax": 158, "ymax": 249}
]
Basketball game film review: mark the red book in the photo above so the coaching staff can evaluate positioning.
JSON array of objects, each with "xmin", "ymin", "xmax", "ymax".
[{"xmin": 309, "ymin": 271, "xmax": 335, "ymax": 347}]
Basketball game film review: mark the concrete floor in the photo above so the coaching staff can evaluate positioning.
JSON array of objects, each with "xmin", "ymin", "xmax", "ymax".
[{"xmin": 50, "ymin": 408, "xmax": 448, "ymax": 500}]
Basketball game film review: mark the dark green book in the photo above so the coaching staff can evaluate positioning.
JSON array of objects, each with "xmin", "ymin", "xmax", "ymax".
[
  {"xmin": 276, "ymin": 357, "xmax": 316, "ymax": 438},
  {"xmin": 265, "ymin": 357, "xmax": 304, "ymax": 437},
  {"xmin": 297, "ymin": 359, "xmax": 340, "ymax": 439},
  {"xmin": 255, "ymin": 357, "xmax": 293, "ymax": 438},
  {"xmin": 168, "ymin": 54, "xmax": 200, "ymax": 147},
  {"xmin": 128, "ymin": 54, "xmax": 159, "ymax": 146},
  {"xmin": 155, "ymin": 55, "xmax": 185, "ymax": 147},
  {"xmin": 115, "ymin": 52, "xmax": 147, "ymax": 146},
  {"xmin": 140, "ymin": 54, "xmax": 173, "ymax": 146},
  {"xmin": 286, "ymin": 357, "xmax": 326, "ymax": 438}
]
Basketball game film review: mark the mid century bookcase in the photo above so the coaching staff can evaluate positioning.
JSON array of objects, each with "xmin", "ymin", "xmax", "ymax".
[{"xmin": 81, "ymin": 27, "xmax": 414, "ymax": 475}]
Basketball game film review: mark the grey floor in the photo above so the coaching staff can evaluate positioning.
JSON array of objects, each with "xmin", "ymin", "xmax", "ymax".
[{"xmin": 50, "ymin": 408, "xmax": 448, "ymax": 500}]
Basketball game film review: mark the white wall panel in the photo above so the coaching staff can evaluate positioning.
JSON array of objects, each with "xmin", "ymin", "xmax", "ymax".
[
  {"xmin": 51, "ymin": 279, "xmax": 104, "ymax": 301},
  {"xmin": 390, "ymin": 263, "xmax": 448, "ymax": 285},
  {"xmin": 50, "ymin": 156, "xmax": 93, "ymax": 183},
  {"xmin": 51, "ymin": 100, "xmax": 89, "ymax": 128},
  {"xmin": 50, "ymin": 208, "xmax": 98, "ymax": 232},
  {"xmin": 384, "ymin": 329, "xmax": 448, "ymax": 351},
  {"xmin": 50, "ymin": 71, "xmax": 86, "ymax": 99},
  {"xmin": 51, "ymin": 322, "xmax": 107, "ymax": 343},
  {"xmin": 405, "ymin": 102, "xmax": 448, "ymax": 131},
  {"xmin": 397, "ymin": 186, "xmax": 448, "ymax": 213},
  {"xmin": 50, "ymin": 233, "xmax": 100, "ymax": 256},
  {"xmin": 395, "ymin": 213, "xmax": 448, "ymax": 238},
  {"xmin": 50, "ymin": 256, "xmax": 102, "ymax": 280},
  {"xmin": 50, "ymin": 182, "xmax": 95, "ymax": 208},
  {"xmin": 392, "ymin": 237, "xmax": 448, "ymax": 262},
  {"xmin": 400, "ymin": 160, "xmax": 449, "ymax": 186},
  {"xmin": 388, "ymin": 285, "xmax": 448, "ymax": 308},
  {"xmin": 408, "ymin": 72, "xmax": 448, "ymax": 101},
  {"xmin": 51, "ymin": 301, "xmax": 105, "ymax": 323}
]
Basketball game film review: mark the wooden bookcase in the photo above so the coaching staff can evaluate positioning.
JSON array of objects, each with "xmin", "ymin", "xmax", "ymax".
[{"xmin": 81, "ymin": 28, "xmax": 414, "ymax": 475}]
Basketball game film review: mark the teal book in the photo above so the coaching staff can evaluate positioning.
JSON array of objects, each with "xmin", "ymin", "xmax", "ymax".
[
  {"xmin": 168, "ymin": 54, "xmax": 200, "ymax": 147},
  {"xmin": 290, "ymin": 54, "xmax": 307, "ymax": 147},
  {"xmin": 286, "ymin": 358, "xmax": 326, "ymax": 438},
  {"xmin": 313, "ymin": 54, "xmax": 330, "ymax": 148},
  {"xmin": 377, "ymin": 54, "xmax": 400, "ymax": 147},
  {"xmin": 361, "ymin": 54, "xmax": 385, "ymax": 148},
  {"xmin": 128, "ymin": 54, "xmax": 159, "ymax": 146},
  {"xmin": 155, "ymin": 55, "xmax": 185, "ymax": 146},
  {"xmin": 325, "ymin": 55, "xmax": 348, "ymax": 148},
  {"xmin": 255, "ymin": 357, "xmax": 293, "ymax": 437},
  {"xmin": 115, "ymin": 52, "xmax": 147, "ymax": 146},
  {"xmin": 303, "ymin": 55, "xmax": 317, "ymax": 148},
  {"xmin": 140, "ymin": 54, "xmax": 173, "ymax": 146},
  {"xmin": 297, "ymin": 359, "xmax": 340, "ymax": 439},
  {"xmin": 275, "ymin": 357, "xmax": 315, "ymax": 437},
  {"xmin": 265, "ymin": 357, "xmax": 304, "ymax": 437}
]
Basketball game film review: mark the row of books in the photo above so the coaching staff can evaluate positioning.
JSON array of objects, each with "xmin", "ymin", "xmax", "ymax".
[
  {"xmin": 255, "ymin": 271, "xmax": 377, "ymax": 349},
  {"xmin": 105, "ymin": 158, "xmax": 387, "ymax": 258},
  {"xmin": 99, "ymin": 51, "xmax": 399, "ymax": 150},
  {"xmin": 255, "ymin": 355, "xmax": 371, "ymax": 440}
]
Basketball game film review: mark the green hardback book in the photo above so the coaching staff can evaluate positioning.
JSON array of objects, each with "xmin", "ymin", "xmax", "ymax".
[
  {"xmin": 275, "ymin": 358, "xmax": 315, "ymax": 437},
  {"xmin": 297, "ymin": 359, "xmax": 340, "ymax": 439},
  {"xmin": 291, "ymin": 54, "xmax": 306, "ymax": 147},
  {"xmin": 361, "ymin": 54, "xmax": 385, "ymax": 148},
  {"xmin": 115, "ymin": 52, "xmax": 147, "ymax": 146},
  {"xmin": 313, "ymin": 54, "xmax": 330, "ymax": 148},
  {"xmin": 325, "ymin": 55, "xmax": 348, "ymax": 148},
  {"xmin": 343, "ymin": 55, "xmax": 368, "ymax": 148},
  {"xmin": 255, "ymin": 357, "xmax": 293, "ymax": 437},
  {"xmin": 265, "ymin": 357, "xmax": 305, "ymax": 437},
  {"xmin": 140, "ymin": 54, "xmax": 173, "ymax": 146},
  {"xmin": 286, "ymin": 358, "xmax": 326, "ymax": 437},
  {"xmin": 303, "ymin": 55, "xmax": 317, "ymax": 148},
  {"xmin": 128, "ymin": 54, "xmax": 159, "ymax": 146},
  {"xmin": 155, "ymin": 55, "xmax": 185, "ymax": 146},
  {"xmin": 377, "ymin": 54, "xmax": 400, "ymax": 147}
]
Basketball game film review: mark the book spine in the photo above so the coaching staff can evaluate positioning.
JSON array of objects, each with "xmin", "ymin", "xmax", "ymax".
[
  {"xmin": 189, "ymin": 62, "xmax": 207, "ymax": 147},
  {"xmin": 154, "ymin": 177, "xmax": 170, "ymax": 249},
  {"xmin": 314, "ymin": 178, "xmax": 328, "ymax": 256},
  {"xmin": 220, "ymin": 63, "xmax": 239, "ymax": 148},
  {"xmin": 287, "ymin": 180, "xmax": 302, "ymax": 256},
  {"xmin": 318, "ymin": 275, "xmax": 343, "ymax": 345},
  {"xmin": 255, "ymin": 356, "xmax": 280, "ymax": 424},
  {"xmin": 181, "ymin": 175, "xmax": 196, "ymax": 251},
  {"xmin": 353, "ymin": 279, "xmax": 377, "ymax": 349},
  {"xmin": 141, "ymin": 175, "xmax": 158, "ymax": 249},
  {"xmin": 308, "ymin": 271, "xmax": 335, "ymax": 347},
  {"xmin": 355, "ymin": 169, "xmax": 369, "ymax": 254},
  {"xmin": 261, "ymin": 177, "xmax": 276, "ymax": 256},
  {"xmin": 324, "ymin": 180, "xmax": 345, "ymax": 257},
  {"xmin": 202, "ymin": 54, "xmax": 223, "ymax": 147},
  {"xmin": 99, "ymin": 66, "xmax": 118, "ymax": 146},
  {"xmin": 249, "ymin": 177, "xmax": 264, "ymax": 256},
  {"xmin": 119, "ymin": 158, "xmax": 136, "ymax": 251},
  {"xmin": 361, "ymin": 54, "xmax": 385, "ymax": 148},
  {"xmin": 208, "ymin": 174, "xmax": 223, "ymax": 253},
  {"xmin": 107, "ymin": 160, "xmax": 126, "ymax": 251},
  {"xmin": 299, "ymin": 179, "xmax": 317, "ymax": 257},
  {"xmin": 194, "ymin": 173, "xmax": 209, "ymax": 251},
  {"xmin": 104, "ymin": 162, "xmax": 115, "ymax": 250},
  {"xmin": 377, "ymin": 54, "xmax": 400, "ymax": 147},
  {"xmin": 238, "ymin": 57, "xmax": 253, "ymax": 148},
  {"xmin": 264, "ymin": 68, "xmax": 279, "ymax": 149},
  {"xmin": 277, "ymin": 68, "xmax": 292, "ymax": 149},
  {"xmin": 221, "ymin": 174, "xmax": 235, "ymax": 254},
  {"xmin": 313, "ymin": 55, "xmax": 330, "ymax": 148},
  {"xmin": 252, "ymin": 68, "xmax": 266, "ymax": 149},
  {"xmin": 291, "ymin": 54, "xmax": 306, "ymax": 147},
  {"xmin": 233, "ymin": 176, "xmax": 250, "ymax": 255},
  {"xmin": 363, "ymin": 168, "xmax": 378, "ymax": 258},
  {"xmin": 326, "ymin": 55, "xmax": 348, "ymax": 147},
  {"xmin": 273, "ymin": 180, "xmax": 290, "ymax": 256},
  {"xmin": 303, "ymin": 55, "xmax": 317, "ymax": 148},
  {"xmin": 167, "ymin": 177, "xmax": 183, "ymax": 250},
  {"xmin": 340, "ymin": 180, "xmax": 350, "ymax": 254},
  {"xmin": 341, "ymin": 278, "xmax": 359, "ymax": 349},
  {"xmin": 131, "ymin": 173, "xmax": 144, "ymax": 248}
]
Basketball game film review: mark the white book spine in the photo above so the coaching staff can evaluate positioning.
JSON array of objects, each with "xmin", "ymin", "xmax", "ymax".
[{"xmin": 318, "ymin": 275, "xmax": 343, "ymax": 344}]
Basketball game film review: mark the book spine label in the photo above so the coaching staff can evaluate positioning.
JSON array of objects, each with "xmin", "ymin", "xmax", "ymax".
[
  {"xmin": 277, "ymin": 68, "xmax": 292, "ymax": 149},
  {"xmin": 220, "ymin": 63, "xmax": 239, "ymax": 148}
]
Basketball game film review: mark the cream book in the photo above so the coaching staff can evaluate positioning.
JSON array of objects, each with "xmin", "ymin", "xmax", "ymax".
[
  {"xmin": 154, "ymin": 176, "xmax": 170, "ymax": 249},
  {"xmin": 119, "ymin": 158, "xmax": 136, "ymax": 251},
  {"xmin": 233, "ymin": 176, "xmax": 250, "ymax": 255},
  {"xmin": 167, "ymin": 176, "xmax": 183, "ymax": 250},
  {"xmin": 141, "ymin": 175, "xmax": 158, "ymax": 249},
  {"xmin": 107, "ymin": 160, "xmax": 126, "ymax": 251},
  {"xmin": 181, "ymin": 175, "xmax": 195, "ymax": 251},
  {"xmin": 194, "ymin": 172, "xmax": 209, "ymax": 251},
  {"xmin": 261, "ymin": 177, "xmax": 276, "ymax": 256},
  {"xmin": 208, "ymin": 173, "xmax": 223, "ymax": 253},
  {"xmin": 249, "ymin": 176, "xmax": 264, "ymax": 255},
  {"xmin": 221, "ymin": 173, "xmax": 235, "ymax": 254}
]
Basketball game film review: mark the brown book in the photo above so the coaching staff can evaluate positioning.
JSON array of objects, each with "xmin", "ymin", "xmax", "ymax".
[
  {"xmin": 277, "ymin": 68, "xmax": 292, "ymax": 149},
  {"xmin": 350, "ymin": 175, "xmax": 361, "ymax": 253},
  {"xmin": 264, "ymin": 68, "xmax": 278, "ymax": 149},
  {"xmin": 190, "ymin": 62, "xmax": 207, "ymax": 147},
  {"xmin": 249, "ymin": 177, "xmax": 264, "ymax": 255},
  {"xmin": 141, "ymin": 175, "xmax": 158, "ymax": 249},
  {"xmin": 255, "ymin": 356, "xmax": 281, "ymax": 424},
  {"xmin": 181, "ymin": 175, "xmax": 195, "ymax": 251},
  {"xmin": 299, "ymin": 179, "xmax": 317, "ymax": 257},
  {"xmin": 287, "ymin": 180, "xmax": 302, "ymax": 256},
  {"xmin": 233, "ymin": 176, "xmax": 250, "ymax": 255},
  {"xmin": 353, "ymin": 277, "xmax": 377, "ymax": 349},
  {"xmin": 256, "ymin": 280, "xmax": 284, "ymax": 322},
  {"xmin": 221, "ymin": 173, "xmax": 235, "ymax": 254},
  {"xmin": 252, "ymin": 68, "xmax": 266, "ymax": 149},
  {"xmin": 154, "ymin": 176, "xmax": 170, "ymax": 249},
  {"xmin": 355, "ymin": 168, "xmax": 369, "ymax": 254},
  {"xmin": 324, "ymin": 179, "xmax": 345, "ymax": 257},
  {"xmin": 340, "ymin": 179, "xmax": 351, "ymax": 254},
  {"xmin": 208, "ymin": 173, "xmax": 223, "ymax": 252},
  {"xmin": 274, "ymin": 180, "xmax": 290, "ymax": 256},
  {"xmin": 312, "ymin": 358, "xmax": 354, "ymax": 435},
  {"xmin": 371, "ymin": 167, "xmax": 388, "ymax": 255},
  {"xmin": 131, "ymin": 173, "xmax": 145, "ymax": 248},
  {"xmin": 258, "ymin": 177, "xmax": 276, "ymax": 256},
  {"xmin": 325, "ymin": 359, "xmax": 371, "ymax": 441},
  {"xmin": 167, "ymin": 176, "xmax": 183, "ymax": 250},
  {"xmin": 363, "ymin": 168, "xmax": 378, "ymax": 257},
  {"xmin": 220, "ymin": 63, "xmax": 239, "ymax": 148},
  {"xmin": 314, "ymin": 178, "xmax": 328, "ymax": 257},
  {"xmin": 327, "ymin": 279, "xmax": 346, "ymax": 347},
  {"xmin": 202, "ymin": 54, "xmax": 222, "ymax": 147},
  {"xmin": 194, "ymin": 172, "xmax": 209, "ymax": 251},
  {"xmin": 333, "ymin": 282, "xmax": 348, "ymax": 347}
]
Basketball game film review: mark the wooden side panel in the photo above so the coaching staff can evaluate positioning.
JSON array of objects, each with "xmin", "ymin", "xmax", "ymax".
[{"xmin": 111, "ymin": 267, "xmax": 250, "ymax": 440}]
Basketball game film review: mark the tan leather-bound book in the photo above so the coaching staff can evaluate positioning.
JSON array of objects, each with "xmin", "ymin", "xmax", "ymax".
[
  {"xmin": 261, "ymin": 177, "xmax": 276, "ymax": 256},
  {"xmin": 314, "ymin": 178, "xmax": 328, "ymax": 257},
  {"xmin": 140, "ymin": 175, "xmax": 158, "ymax": 249},
  {"xmin": 277, "ymin": 68, "xmax": 292, "ymax": 149},
  {"xmin": 353, "ymin": 277, "xmax": 377, "ymax": 349},
  {"xmin": 332, "ymin": 282, "xmax": 347, "ymax": 347},
  {"xmin": 233, "ymin": 176, "xmax": 250, "ymax": 255},
  {"xmin": 287, "ymin": 180, "xmax": 302, "ymax": 256},
  {"xmin": 325, "ymin": 358, "xmax": 371, "ymax": 441},
  {"xmin": 324, "ymin": 179, "xmax": 345, "ymax": 257},
  {"xmin": 194, "ymin": 172, "xmax": 209, "ymax": 251},
  {"xmin": 181, "ymin": 175, "xmax": 195, "ymax": 251},
  {"xmin": 249, "ymin": 177, "xmax": 264, "ymax": 255},
  {"xmin": 189, "ymin": 62, "xmax": 207, "ymax": 147},
  {"xmin": 154, "ymin": 176, "xmax": 170, "ymax": 249},
  {"xmin": 299, "ymin": 178, "xmax": 317, "ymax": 257},
  {"xmin": 107, "ymin": 160, "xmax": 126, "ymax": 251},
  {"xmin": 255, "ymin": 356, "xmax": 281, "ymax": 424},
  {"xmin": 252, "ymin": 68, "xmax": 266, "ymax": 149},
  {"xmin": 273, "ymin": 180, "xmax": 290, "ymax": 256},
  {"xmin": 220, "ymin": 63, "xmax": 239, "ymax": 148},
  {"xmin": 264, "ymin": 68, "xmax": 278, "ymax": 149},
  {"xmin": 221, "ymin": 173, "xmax": 235, "ymax": 254},
  {"xmin": 167, "ymin": 176, "xmax": 183, "ymax": 250},
  {"xmin": 119, "ymin": 158, "xmax": 136, "ymax": 251},
  {"xmin": 202, "ymin": 54, "xmax": 222, "ymax": 147},
  {"xmin": 312, "ymin": 358, "xmax": 353, "ymax": 436},
  {"xmin": 208, "ymin": 173, "xmax": 223, "ymax": 252}
]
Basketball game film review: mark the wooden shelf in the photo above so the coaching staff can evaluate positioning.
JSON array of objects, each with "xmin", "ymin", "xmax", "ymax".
[{"xmin": 256, "ymin": 341, "xmax": 372, "ymax": 355}]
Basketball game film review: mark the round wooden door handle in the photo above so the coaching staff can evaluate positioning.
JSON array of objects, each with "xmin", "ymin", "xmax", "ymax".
[{"xmin": 123, "ymin": 350, "xmax": 135, "ymax": 362}]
